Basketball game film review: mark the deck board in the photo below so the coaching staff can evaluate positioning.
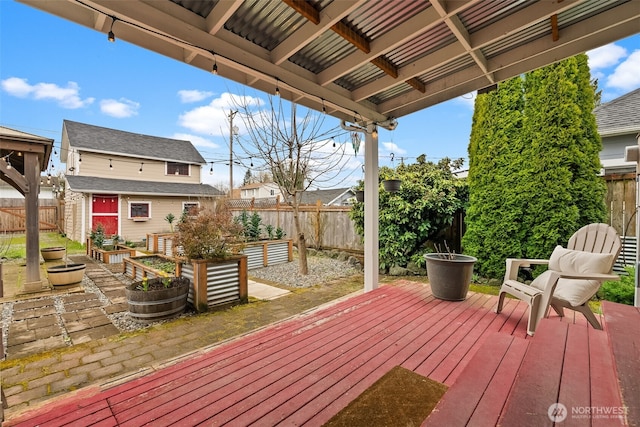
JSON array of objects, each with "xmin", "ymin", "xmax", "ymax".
[
  {"xmin": 603, "ymin": 302, "xmax": 640, "ymax": 427},
  {"xmin": 4, "ymin": 282, "xmax": 633, "ymax": 427}
]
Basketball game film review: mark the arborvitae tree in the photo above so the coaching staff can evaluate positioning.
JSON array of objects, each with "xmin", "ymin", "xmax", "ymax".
[
  {"xmin": 462, "ymin": 77, "xmax": 526, "ymax": 277},
  {"xmin": 464, "ymin": 54, "xmax": 605, "ymax": 279},
  {"xmin": 520, "ymin": 55, "xmax": 605, "ymax": 259}
]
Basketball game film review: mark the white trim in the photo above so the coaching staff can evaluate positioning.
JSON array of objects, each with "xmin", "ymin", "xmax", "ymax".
[
  {"xmin": 182, "ymin": 201, "xmax": 200, "ymax": 212},
  {"xmin": 128, "ymin": 200, "xmax": 152, "ymax": 219}
]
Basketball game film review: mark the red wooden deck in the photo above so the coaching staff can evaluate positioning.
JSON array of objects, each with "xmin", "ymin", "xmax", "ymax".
[{"xmin": 3, "ymin": 280, "xmax": 636, "ymax": 427}]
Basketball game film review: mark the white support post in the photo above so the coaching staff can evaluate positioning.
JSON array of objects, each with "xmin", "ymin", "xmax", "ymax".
[{"xmin": 364, "ymin": 124, "xmax": 379, "ymax": 292}]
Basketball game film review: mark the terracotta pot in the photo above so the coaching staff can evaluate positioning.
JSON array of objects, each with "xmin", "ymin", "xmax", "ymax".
[
  {"xmin": 47, "ymin": 263, "xmax": 86, "ymax": 286},
  {"xmin": 41, "ymin": 247, "xmax": 65, "ymax": 261}
]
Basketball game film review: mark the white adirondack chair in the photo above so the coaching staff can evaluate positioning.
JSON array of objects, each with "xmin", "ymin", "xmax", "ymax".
[{"xmin": 496, "ymin": 223, "xmax": 621, "ymax": 335}]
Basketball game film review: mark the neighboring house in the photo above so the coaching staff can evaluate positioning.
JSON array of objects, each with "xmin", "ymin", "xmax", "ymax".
[
  {"xmin": 299, "ymin": 188, "xmax": 355, "ymax": 206},
  {"xmin": 0, "ymin": 175, "xmax": 61, "ymax": 206},
  {"xmin": 61, "ymin": 120, "xmax": 224, "ymax": 242},
  {"xmin": 596, "ymin": 88, "xmax": 640, "ymax": 175},
  {"xmin": 239, "ymin": 182, "xmax": 282, "ymax": 200}
]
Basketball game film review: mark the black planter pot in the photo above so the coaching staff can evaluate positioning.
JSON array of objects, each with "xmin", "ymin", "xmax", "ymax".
[
  {"xmin": 355, "ymin": 190, "xmax": 365, "ymax": 202},
  {"xmin": 382, "ymin": 179, "xmax": 401, "ymax": 192},
  {"xmin": 126, "ymin": 277, "xmax": 190, "ymax": 323},
  {"xmin": 424, "ymin": 253, "xmax": 476, "ymax": 301}
]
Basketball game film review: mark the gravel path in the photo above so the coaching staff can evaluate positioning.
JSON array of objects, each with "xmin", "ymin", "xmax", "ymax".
[{"xmin": 249, "ymin": 254, "xmax": 361, "ymax": 288}]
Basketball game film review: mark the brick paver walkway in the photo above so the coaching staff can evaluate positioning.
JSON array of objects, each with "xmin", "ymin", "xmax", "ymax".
[{"xmin": 0, "ymin": 256, "xmax": 363, "ymax": 421}]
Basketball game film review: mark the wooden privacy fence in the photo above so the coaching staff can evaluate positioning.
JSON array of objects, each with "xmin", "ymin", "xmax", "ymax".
[
  {"xmin": 0, "ymin": 205, "xmax": 59, "ymax": 232},
  {"xmin": 605, "ymin": 173, "xmax": 636, "ymax": 238},
  {"xmin": 228, "ymin": 198, "xmax": 363, "ymax": 252}
]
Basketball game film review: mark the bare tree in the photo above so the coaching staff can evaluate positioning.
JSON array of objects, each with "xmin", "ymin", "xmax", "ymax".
[{"xmin": 233, "ymin": 96, "xmax": 349, "ymax": 274}]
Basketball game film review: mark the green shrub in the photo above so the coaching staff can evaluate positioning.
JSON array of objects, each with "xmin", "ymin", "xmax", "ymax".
[{"xmin": 597, "ymin": 267, "xmax": 635, "ymax": 305}]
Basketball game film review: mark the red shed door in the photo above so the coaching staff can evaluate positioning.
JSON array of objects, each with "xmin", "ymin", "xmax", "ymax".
[{"xmin": 92, "ymin": 194, "xmax": 118, "ymax": 235}]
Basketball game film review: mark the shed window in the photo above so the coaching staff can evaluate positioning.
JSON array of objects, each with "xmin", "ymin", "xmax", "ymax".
[{"xmin": 129, "ymin": 202, "xmax": 151, "ymax": 219}]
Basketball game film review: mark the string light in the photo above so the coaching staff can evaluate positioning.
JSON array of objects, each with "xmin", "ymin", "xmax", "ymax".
[
  {"xmin": 108, "ymin": 16, "xmax": 117, "ymax": 42},
  {"xmin": 209, "ymin": 163, "xmax": 213, "ymax": 175},
  {"xmin": 5, "ymin": 157, "xmax": 11, "ymax": 170},
  {"xmin": 139, "ymin": 162, "xmax": 144, "ymax": 173},
  {"xmin": 275, "ymin": 79, "xmax": 280, "ymax": 96},
  {"xmin": 321, "ymin": 98, "xmax": 326, "ymax": 114},
  {"xmin": 109, "ymin": 159, "xmax": 113, "ymax": 170},
  {"xmin": 212, "ymin": 55, "xmax": 218, "ymax": 75}
]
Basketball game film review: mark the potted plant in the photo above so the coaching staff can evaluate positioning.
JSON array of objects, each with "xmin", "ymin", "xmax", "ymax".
[
  {"xmin": 424, "ymin": 243, "xmax": 476, "ymax": 301},
  {"xmin": 41, "ymin": 246, "xmax": 65, "ymax": 261},
  {"xmin": 125, "ymin": 273, "xmax": 190, "ymax": 323},
  {"xmin": 174, "ymin": 203, "xmax": 248, "ymax": 312},
  {"xmin": 382, "ymin": 153, "xmax": 402, "ymax": 193},
  {"xmin": 46, "ymin": 233, "xmax": 86, "ymax": 287}
]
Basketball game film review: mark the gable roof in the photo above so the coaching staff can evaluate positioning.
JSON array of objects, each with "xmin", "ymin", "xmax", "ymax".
[
  {"xmin": 65, "ymin": 175, "xmax": 224, "ymax": 197},
  {"xmin": 61, "ymin": 120, "xmax": 206, "ymax": 164},
  {"xmin": 595, "ymin": 88, "xmax": 640, "ymax": 137},
  {"xmin": 299, "ymin": 188, "xmax": 354, "ymax": 205}
]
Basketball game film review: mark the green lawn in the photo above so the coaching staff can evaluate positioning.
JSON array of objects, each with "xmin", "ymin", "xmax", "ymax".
[{"xmin": 0, "ymin": 232, "xmax": 85, "ymax": 259}]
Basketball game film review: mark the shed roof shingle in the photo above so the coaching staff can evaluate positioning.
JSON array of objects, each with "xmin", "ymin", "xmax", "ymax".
[
  {"xmin": 66, "ymin": 175, "xmax": 224, "ymax": 197},
  {"xmin": 63, "ymin": 120, "xmax": 206, "ymax": 164}
]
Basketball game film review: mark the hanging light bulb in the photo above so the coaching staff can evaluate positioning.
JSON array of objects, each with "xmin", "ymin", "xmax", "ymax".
[
  {"xmin": 78, "ymin": 153, "xmax": 82, "ymax": 162},
  {"xmin": 17, "ymin": 151, "xmax": 22, "ymax": 156},
  {"xmin": 332, "ymin": 137, "xmax": 336, "ymax": 148},
  {"xmin": 250, "ymin": 157, "xmax": 254, "ymax": 167},
  {"xmin": 275, "ymin": 79, "xmax": 280, "ymax": 96},
  {"xmin": 139, "ymin": 162, "xmax": 144, "ymax": 173},
  {"xmin": 212, "ymin": 56, "xmax": 218, "ymax": 75},
  {"xmin": 5, "ymin": 157, "xmax": 11, "ymax": 170},
  {"xmin": 108, "ymin": 16, "xmax": 116, "ymax": 42},
  {"xmin": 321, "ymin": 99, "xmax": 326, "ymax": 114},
  {"xmin": 109, "ymin": 159, "xmax": 113, "ymax": 170},
  {"xmin": 372, "ymin": 126, "xmax": 378, "ymax": 138},
  {"xmin": 209, "ymin": 164, "xmax": 213, "ymax": 175}
]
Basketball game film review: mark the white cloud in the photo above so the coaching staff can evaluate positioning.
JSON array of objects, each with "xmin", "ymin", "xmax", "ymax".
[
  {"xmin": 177, "ymin": 89, "xmax": 214, "ymax": 103},
  {"xmin": 100, "ymin": 98, "xmax": 140, "ymax": 118},
  {"xmin": 382, "ymin": 142, "xmax": 407, "ymax": 155},
  {"xmin": 172, "ymin": 132, "xmax": 219, "ymax": 149},
  {"xmin": 178, "ymin": 92, "xmax": 263, "ymax": 136},
  {"xmin": 1, "ymin": 77, "xmax": 94, "ymax": 108},
  {"xmin": 587, "ymin": 43, "xmax": 627, "ymax": 70},
  {"xmin": 606, "ymin": 50, "xmax": 640, "ymax": 91}
]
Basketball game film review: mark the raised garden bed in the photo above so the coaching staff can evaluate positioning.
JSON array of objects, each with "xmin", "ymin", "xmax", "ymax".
[
  {"xmin": 146, "ymin": 233, "xmax": 176, "ymax": 255},
  {"xmin": 123, "ymin": 255, "xmax": 176, "ymax": 281},
  {"xmin": 240, "ymin": 239, "xmax": 293, "ymax": 270}
]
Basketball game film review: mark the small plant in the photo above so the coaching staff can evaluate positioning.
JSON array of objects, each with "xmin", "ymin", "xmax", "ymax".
[
  {"xmin": 165, "ymin": 213, "xmax": 176, "ymax": 232},
  {"xmin": 175, "ymin": 203, "xmax": 244, "ymax": 260},
  {"xmin": 140, "ymin": 276, "xmax": 149, "ymax": 291},
  {"xmin": 160, "ymin": 272, "xmax": 172, "ymax": 288},
  {"xmin": 275, "ymin": 227, "xmax": 286, "ymax": 240},
  {"xmin": 265, "ymin": 224, "xmax": 275, "ymax": 240},
  {"xmin": 89, "ymin": 224, "xmax": 105, "ymax": 248},
  {"xmin": 434, "ymin": 242, "xmax": 456, "ymax": 260},
  {"xmin": 598, "ymin": 266, "xmax": 635, "ymax": 305}
]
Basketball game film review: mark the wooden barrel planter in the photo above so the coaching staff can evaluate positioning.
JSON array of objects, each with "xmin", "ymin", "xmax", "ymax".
[
  {"xmin": 41, "ymin": 247, "xmax": 65, "ymax": 261},
  {"xmin": 47, "ymin": 263, "xmax": 86, "ymax": 287},
  {"xmin": 125, "ymin": 277, "xmax": 190, "ymax": 323}
]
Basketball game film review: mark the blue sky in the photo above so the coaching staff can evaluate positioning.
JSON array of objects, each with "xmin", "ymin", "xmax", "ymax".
[{"xmin": 1, "ymin": 1, "xmax": 639, "ymax": 190}]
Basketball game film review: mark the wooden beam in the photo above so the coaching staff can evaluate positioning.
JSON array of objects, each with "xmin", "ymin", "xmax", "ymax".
[
  {"xmin": 370, "ymin": 56, "xmax": 398, "ymax": 78},
  {"xmin": 331, "ymin": 21, "xmax": 370, "ymax": 53},
  {"xmin": 282, "ymin": 0, "xmax": 320, "ymax": 25},
  {"xmin": 405, "ymin": 78, "xmax": 426, "ymax": 93},
  {"xmin": 551, "ymin": 14, "xmax": 559, "ymax": 41}
]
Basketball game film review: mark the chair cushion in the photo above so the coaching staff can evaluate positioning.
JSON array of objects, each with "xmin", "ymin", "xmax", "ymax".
[
  {"xmin": 530, "ymin": 246, "xmax": 614, "ymax": 307},
  {"xmin": 548, "ymin": 245, "xmax": 614, "ymax": 274}
]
